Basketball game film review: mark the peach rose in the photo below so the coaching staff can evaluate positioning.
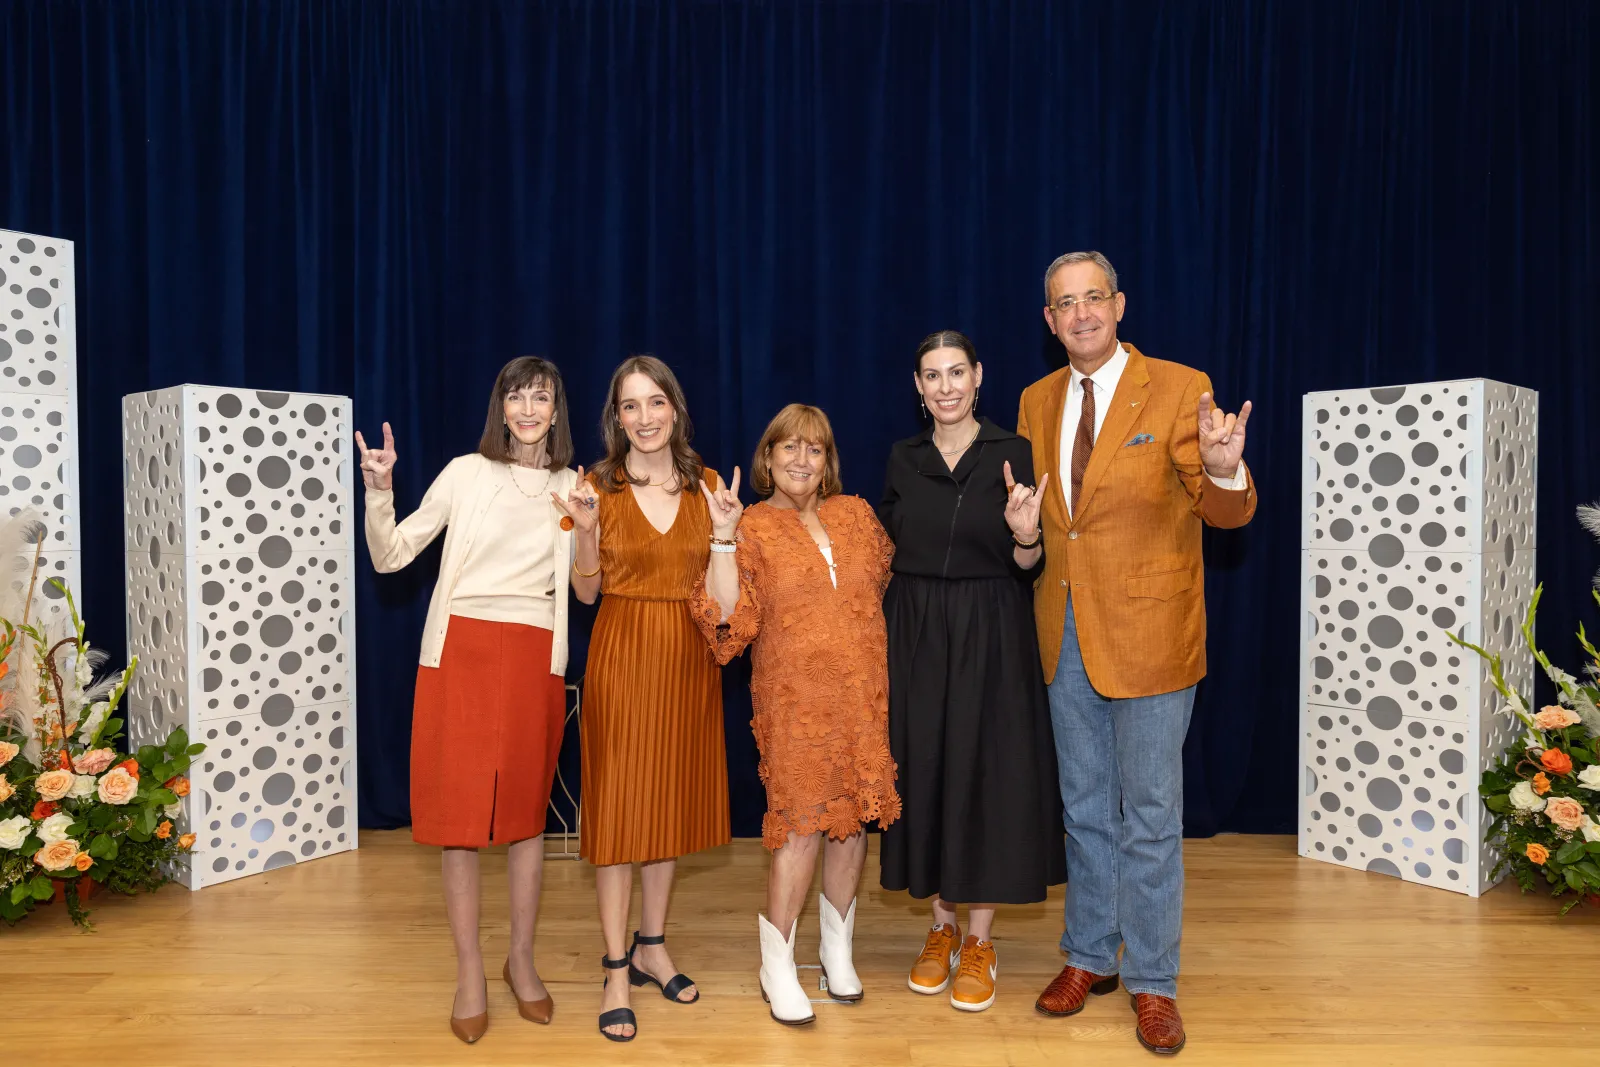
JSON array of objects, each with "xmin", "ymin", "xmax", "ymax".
[
  {"xmin": 177, "ymin": 833, "xmax": 196, "ymax": 850},
  {"xmin": 35, "ymin": 769, "xmax": 75, "ymax": 802},
  {"xmin": 1542, "ymin": 749, "xmax": 1575, "ymax": 776},
  {"xmin": 71, "ymin": 748, "xmax": 116, "ymax": 775},
  {"xmin": 96, "ymin": 767, "xmax": 138, "ymax": 806},
  {"xmin": 155, "ymin": 820, "xmax": 172, "ymax": 840},
  {"xmin": 0, "ymin": 774, "xmax": 13, "ymax": 804},
  {"xmin": 73, "ymin": 851, "xmax": 93, "ymax": 872},
  {"xmin": 1525, "ymin": 842, "xmax": 1550, "ymax": 865},
  {"xmin": 1545, "ymin": 796, "xmax": 1588, "ymax": 832},
  {"xmin": 34, "ymin": 838, "xmax": 79, "ymax": 871},
  {"xmin": 164, "ymin": 776, "xmax": 191, "ymax": 797},
  {"xmin": 1535, "ymin": 705, "xmax": 1582, "ymax": 730},
  {"xmin": 1532, "ymin": 772, "xmax": 1553, "ymax": 796},
  {"xmin": 0, "ymin": 740, "xmax": 18, "ymax": 767}
]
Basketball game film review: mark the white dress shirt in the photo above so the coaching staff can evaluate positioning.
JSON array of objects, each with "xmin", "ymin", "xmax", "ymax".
[{"xmin": 1058, "ymin": 342, "xmax": 1247, "ymax": 514}]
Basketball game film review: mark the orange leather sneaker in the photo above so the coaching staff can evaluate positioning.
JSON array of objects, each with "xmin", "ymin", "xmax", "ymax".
[
  {"xmin": 949, "ymin": 935, "xmax": 997, "ymax": 1012},
  {"xmin": 908, "ymin": 923, "xmax": 962, "ymax": 995}
]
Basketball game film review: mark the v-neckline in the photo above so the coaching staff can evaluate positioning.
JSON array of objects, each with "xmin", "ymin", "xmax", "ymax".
[
  {"xmin": 627, "ymin": 481, "xmax": 683, "ymax": 537},
  {"xmin": 770, "ymin": 500, "xmax": 836, "ymax": 582}
]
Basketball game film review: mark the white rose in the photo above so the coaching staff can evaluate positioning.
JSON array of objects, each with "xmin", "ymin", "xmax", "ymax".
[
  {"xmin": 164, "ymin": 802, "xmax": 183, "ymax": 819},
  {"xmin": 36, "ymin": 811, "xmax": 75, "ymax": 844},
  {"xmin": 0, "ymin": 814, "xmax": 30, "ymax": 850},
  {"xmin": 1509, "ymin": 780, "xmax": 1547, "ymax": 812},
  {"xmin": 1582, "ymin": 818, "xmax": 1600, "ymax": 844},
  {"xmin": 68, "ymin": 774, "xmax": 97, "ymax": 799},
  {"xmin": 1577, "ymin": 765, "xmax": 1600, "ymax": 791}
]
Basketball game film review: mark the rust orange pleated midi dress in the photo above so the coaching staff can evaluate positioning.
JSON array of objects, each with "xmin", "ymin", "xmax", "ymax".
[{"xmin": 580, "ymin": 473, "xmax": 731, "ymax": 866}]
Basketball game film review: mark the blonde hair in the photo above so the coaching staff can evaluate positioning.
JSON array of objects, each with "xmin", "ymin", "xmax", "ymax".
[{"xmin": 750, "ymin": 404, "xmax": 842, "ymax": 500}]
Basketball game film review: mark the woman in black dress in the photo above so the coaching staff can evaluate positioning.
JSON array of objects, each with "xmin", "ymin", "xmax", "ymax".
[{"xmin": 878, "ymin": 330, "xmax": 1065, "ymax": 1014}]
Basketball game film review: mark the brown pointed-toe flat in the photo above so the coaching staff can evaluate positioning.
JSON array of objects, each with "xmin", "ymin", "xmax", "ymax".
[
  {"xmin": 503, "ymin": 960, "xmax": 555, "ymax": 1024},
  {"xmin": 449, "ymin": 1008, "xmax": 488, "ymax": 1044}
]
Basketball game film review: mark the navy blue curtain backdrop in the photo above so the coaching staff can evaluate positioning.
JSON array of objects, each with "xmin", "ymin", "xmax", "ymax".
[{"xmin": 3, "ymin": 1, "xmax": 1596, "ymax": 838}]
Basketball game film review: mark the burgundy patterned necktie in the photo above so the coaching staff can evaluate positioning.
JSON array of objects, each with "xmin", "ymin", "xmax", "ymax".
[{"xmin": 1070, "ymin": 379, "xmax": 1094, "ymax": 517}]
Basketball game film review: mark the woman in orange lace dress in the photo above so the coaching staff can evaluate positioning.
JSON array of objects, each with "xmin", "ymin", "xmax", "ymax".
[{"xmin": 694, "ymin": 403, "xmax": 900, "ymax": 1026}]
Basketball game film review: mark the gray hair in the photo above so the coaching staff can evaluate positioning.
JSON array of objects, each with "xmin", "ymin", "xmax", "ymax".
[{"xmin": 1043, "ymin": 251, "xmax": 1118, "ymax": 303}]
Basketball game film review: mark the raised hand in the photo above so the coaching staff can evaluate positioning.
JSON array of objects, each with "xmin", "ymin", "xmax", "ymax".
[
  {"xmin": 1197, "ymin": 393, "xmax": 1252, "ymax": 480},
  {"xmin": 550, "ymin": 465, "xmax": 600, "ymax": 535},
  {"xmin": 700, "ymin": 466, "xmax": 744, "ymax": 540},
  {"xmin": 1002, "ymin": 460, "xmax": 1048, "ymax": 541},
  {"xmin": 354, "ymin": 422, "xmax": 397, "ymax": 491}
]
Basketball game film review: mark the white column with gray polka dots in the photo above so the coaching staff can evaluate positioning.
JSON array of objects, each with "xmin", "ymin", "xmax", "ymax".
[
  {"xmin": 0, "ymin": 229, "xmax": 81, "ymax": 630},
  {"xmin": 1299, "ymin": 379, "xmax": 1538, "ymax": 897},
  {"xmin": 124, "ymin": 385, "xmax": 357, "ymax": 888}
]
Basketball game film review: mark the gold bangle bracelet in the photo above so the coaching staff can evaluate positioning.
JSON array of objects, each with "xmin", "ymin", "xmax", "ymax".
[{"xmin": 573, "ymin": 560, "xmax": 601, "ymax": 578}]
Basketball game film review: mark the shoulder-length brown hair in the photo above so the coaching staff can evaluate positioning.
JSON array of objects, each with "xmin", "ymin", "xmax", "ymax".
[
  {"xmin": 477, "ymin": 356, "xmax": 574, "ymax": 470},
  {"xmin": 750, "ymin": 404, "xmax": 842, "ymax": 500},
  {"xmin": 589, "ymin": 355, "xmax": 704, "ymax": 493}
]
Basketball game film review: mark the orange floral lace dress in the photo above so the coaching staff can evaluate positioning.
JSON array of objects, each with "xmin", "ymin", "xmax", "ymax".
[{"xmin": 691, "ymin": 494, "xmax": 902, "ymax": 849}]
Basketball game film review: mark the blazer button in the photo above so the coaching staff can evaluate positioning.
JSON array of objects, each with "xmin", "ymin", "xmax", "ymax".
[
  {"xmin": 1068, "ymin": 531, "xmax": 1079, "ymax": 540},
  {"xmin": 1059, "ymin": 579, "xmax": 1067, "ymax": 587}
]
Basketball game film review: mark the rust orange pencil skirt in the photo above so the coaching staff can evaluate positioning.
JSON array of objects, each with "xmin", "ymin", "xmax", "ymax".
[{"xmin": 409, "ymin": 615, "xmax": 566, "ymax": 847}]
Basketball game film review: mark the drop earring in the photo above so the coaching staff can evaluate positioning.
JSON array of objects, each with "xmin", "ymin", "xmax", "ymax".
[{"xmin": 973, "ymin": 387, "xmax": 980, "ymax": 414}]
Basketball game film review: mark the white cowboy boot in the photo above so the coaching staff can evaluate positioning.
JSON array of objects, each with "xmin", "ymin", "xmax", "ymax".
[
  {"xmin": 757, "ymin": 914, "xmax": 815, "ymax": 1025},
  {"xmin": 817, "ymin": 896, "xmax": 863, "ymax": 1001}
]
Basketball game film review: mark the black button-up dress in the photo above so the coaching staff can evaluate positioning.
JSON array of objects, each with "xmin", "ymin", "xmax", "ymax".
[{"xmin": 877, "ymin": 418, "xmax": 1066, "ymax": 903}]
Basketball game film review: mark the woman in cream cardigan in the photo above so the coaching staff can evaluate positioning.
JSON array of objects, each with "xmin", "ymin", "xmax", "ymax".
[{"xmin": 359, "ymin": 356, "xmax": 580, "ymax": 1045}]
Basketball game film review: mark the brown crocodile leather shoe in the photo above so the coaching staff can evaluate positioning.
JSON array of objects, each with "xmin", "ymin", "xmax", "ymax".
[
  {"xmin": 1131, "ymin": 993, "xmax": 1186, "ymax": 1054},
  {"xmin": 1034, "ymin": 964, "xmax": 1120, "ymax": 1017}
]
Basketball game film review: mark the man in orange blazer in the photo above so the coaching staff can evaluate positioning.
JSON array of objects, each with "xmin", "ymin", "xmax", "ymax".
[{"xmin": 1019, "ymin": 252, "xmax": 1255, "ymax": 1056}]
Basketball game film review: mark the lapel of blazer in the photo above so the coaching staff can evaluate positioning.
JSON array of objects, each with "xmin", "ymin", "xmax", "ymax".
[
  {"xmin": 1040, "ymin": 369, "xmax": 1072, "ymax": 530},
  {"xmin": 1073, "ymin": 345, "xmax": 1152, "ymax": 521}
]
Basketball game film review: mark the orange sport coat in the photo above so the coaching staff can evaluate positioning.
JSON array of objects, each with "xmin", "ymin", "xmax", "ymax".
[{"xmin": 1016, "ymin": 343, "xmax": 1257, "ymax": 697}]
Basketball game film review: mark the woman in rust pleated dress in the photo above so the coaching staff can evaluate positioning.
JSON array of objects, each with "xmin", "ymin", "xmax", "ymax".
[
  {"xmin": 555, "ymin": 355, "xmax": 730, "ymax": 1043},
  {"xmin": 361, "ymin": 357, "xmax": 579, "ymax": 1044}
]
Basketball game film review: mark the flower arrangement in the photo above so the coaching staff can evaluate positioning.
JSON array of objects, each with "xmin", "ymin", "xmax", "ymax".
[
  {"xmin": 0, "ymin": 513, "xmax": 204, "ymax": 928},
  {"xmin": 1451, "ymin": 505, "xmax": 1600, "ymax": 915}
]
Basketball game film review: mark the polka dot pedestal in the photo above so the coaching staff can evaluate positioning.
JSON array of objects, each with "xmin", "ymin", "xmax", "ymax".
[
  {"xmin": 122, "ymin": 386, "xmax": 357, "ymax": 889},
  {"xmin": 0, "ymin": 230, "xmax": 80, "ymax": 630},
  {"xmin": 1298, "ymin": 380, "xmax": 1537, "ymax": 898}
]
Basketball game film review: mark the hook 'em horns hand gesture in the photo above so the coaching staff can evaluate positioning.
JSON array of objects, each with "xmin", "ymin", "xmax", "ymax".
[
  {"xmin": 550, "ymin": 465, "xmax": 600, "ymax": 535},
  {"xmin": 1003, "ymin": 460, "xmax": 1048, "ymax": 541},
  {"xmin": 354, "ymin": 422, "xmax": 397, "ymax": 492},
  {"xmin": 700, "ymin": 466, "xmax": 744, "ymax": 541},
  {"xmin": 1197, "ymin": 393, "xmax": 1252, "ymax": 481}
]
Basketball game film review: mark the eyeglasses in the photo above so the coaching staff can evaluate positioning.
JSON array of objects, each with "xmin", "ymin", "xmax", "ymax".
[{"xmin": 1049, "ymin": 292, "xmax": 1116, "ymax": 313}]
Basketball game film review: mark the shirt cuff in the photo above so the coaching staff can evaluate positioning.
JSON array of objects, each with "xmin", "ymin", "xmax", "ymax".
[{"xmin": 1207, "ymin": 463, "xmax": 1248, "ymax": 490}]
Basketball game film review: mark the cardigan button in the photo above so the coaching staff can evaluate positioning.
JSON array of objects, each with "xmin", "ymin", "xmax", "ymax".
[{"xmin": 1068, "ymin": 531, "xmax": 1079, "ymax": 540}]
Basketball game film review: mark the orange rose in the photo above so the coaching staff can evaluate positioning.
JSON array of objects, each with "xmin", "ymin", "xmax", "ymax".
[
  {"xmin": 35, "ymin": 769, "xmax": 75, "ymax": 802},
  {"xmin": 1542, "ymin": 749, "xmax": 1575, "ymax": 776},
  {"xmin": 113, "ymin": 758, "xmax": 140, "ymax": 779},
  {"xmin": 1532, "ymin": 772, "xmax": 1552, "ymax": 796},
  {"xmin": 164, "ymin": 776, "xmax": 191, "ymax": 797},
  {"xmin": 177, "ymin": 833, "xmax": 196, "ymax": 850},
  {"xmin": 95, "ymin": 767, "xmax": 138, "ymax": 806},
  {"xmin": 0, "ymin": 740, "xmax": 18, "ymax": 767},
  {"xmin": 155, "ymin": 820, "xmax": 172, "ymax": 840},
  {"xmin": 30, "ymin": 800, "xmax": 58, "ymax": 820},
  {"xmin": 34, "ymin": 838, "xmax": 79, "ymax": 871},
  {"xmin": 73, "ymin": 851, "xmax": 93, "ymax": 872},
  {"xmin": 1525, "ymin": 842, "xmax": 1550, "ymax": 865},
  {"xmin": 0, "ymin": 773, "xmax": 13, "ymax": 804}
]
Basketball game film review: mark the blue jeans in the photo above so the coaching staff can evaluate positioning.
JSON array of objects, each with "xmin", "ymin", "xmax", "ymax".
[{"xmin": 1046, "ymin": 596, "xmax": 1194, "ymax": 998}]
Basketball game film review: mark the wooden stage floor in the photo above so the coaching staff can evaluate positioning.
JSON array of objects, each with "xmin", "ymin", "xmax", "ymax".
[{"xmin": 11, "ymin": 831, "xmax": 1596, "ymax": 1065}]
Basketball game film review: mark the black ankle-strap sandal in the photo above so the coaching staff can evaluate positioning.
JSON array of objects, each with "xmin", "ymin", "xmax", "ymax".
[
  {"xmin": 628, "ymin": 931, "xmax": 700, "ymax": 1004},
  {"xmin": 598, "ymin": 955, "xmax": 638, "ymax": 1042}
]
